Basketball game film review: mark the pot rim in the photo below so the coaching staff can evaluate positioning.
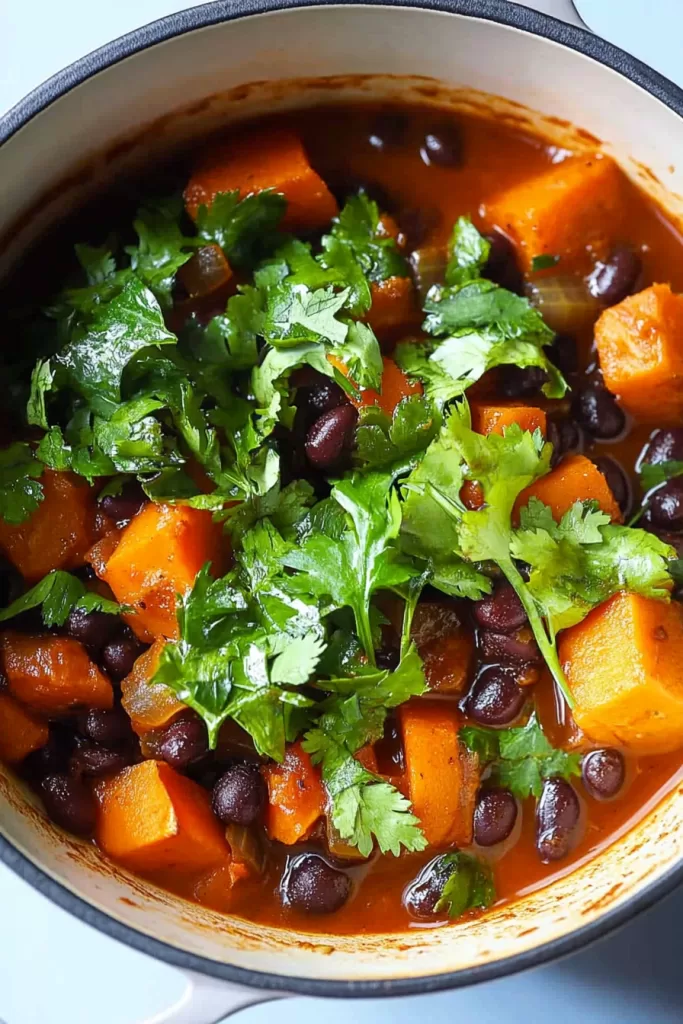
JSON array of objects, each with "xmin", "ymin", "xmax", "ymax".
[{"xmin": 1, "ymin": 0, "xmax": 682, "ymax": 997}]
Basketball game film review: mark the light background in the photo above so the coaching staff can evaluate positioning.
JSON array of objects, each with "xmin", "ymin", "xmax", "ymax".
[{"xmin": 1, "ymin": 2, "xmax": 682, "ymax": 1022}]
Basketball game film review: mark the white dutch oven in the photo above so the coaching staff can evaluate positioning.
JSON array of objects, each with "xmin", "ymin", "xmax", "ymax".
[{"xmin": 1, "ymin": 2, "xmax": 682, "ymax": 1021}]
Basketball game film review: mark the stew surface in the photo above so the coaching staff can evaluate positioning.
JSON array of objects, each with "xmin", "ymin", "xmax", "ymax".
[{"xmin": 1, "ymin": 103, "xmax": 683, "ymax": 934}]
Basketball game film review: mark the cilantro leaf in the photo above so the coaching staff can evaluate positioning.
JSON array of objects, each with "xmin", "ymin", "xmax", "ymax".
[
  {"xmin": 640, "ymin": 460, "xmax": 683, "ymax": 492},
  {"xmin": 194, "ymin": 189, "xmax": 286, "ymax": 269},
  {"xmin": 512, "ymin": 497, "xmax": 675, "ymax": 632},
  {"xmin": 53, "ymin": 277, "xmax": 176, "ymax": 417},
  {"xmin": 356, "ymin": 395, "xmax": 440, "ymax": 470},
  {"xmin": 126, "ymin": 195, "xmax": 194, "ymax": 309},
  {"xmin": 0, "ymin": 444, "xmax": 45, "ymax": 525},
  {"xmin": 270, "ymin": 632, "xmax": 326, "ymax": 687},
  {"xmin": 433, "ymin": 852, "xmax": 496, "ymax": 919},
  {"xmin": 445, "ymin": 216, "xmax": 491, "ymax": 286},
  {"xmin": 282, "ymin": 471, "xmax": 418, "ymax": 662},
  {"xmin": 0, "ymin": 570, "xmax": 120, "ymax": 628},
  {"xmin": 75, "ymin": 244, "xmax": 117, "ymax": 285},
  {"xmin": 262, "ymin": 284, "xmax": 349, "ymax": 347},
  {"xmin": 461, "ymin": 715, "xmax": 582, "ymax": 800},
  {"xmin": 531, "ymin": 253, "xmax": 560, "ymax": 272}
]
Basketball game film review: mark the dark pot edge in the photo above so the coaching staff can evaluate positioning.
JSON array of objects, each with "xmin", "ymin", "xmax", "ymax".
[{"xmin": 1, "ymin": 0, "xmax": 683, "ymax": 997}]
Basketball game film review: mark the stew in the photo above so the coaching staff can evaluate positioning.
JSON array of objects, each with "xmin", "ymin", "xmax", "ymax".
[{"xmin": 1, "ymin": 103, "xmax": 682, "ymax": 934}]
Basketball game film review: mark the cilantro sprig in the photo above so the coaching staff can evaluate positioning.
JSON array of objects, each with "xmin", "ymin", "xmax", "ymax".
[{"xmin": 0, "ymin": 570, "xmax": 121, "ymax": 628}]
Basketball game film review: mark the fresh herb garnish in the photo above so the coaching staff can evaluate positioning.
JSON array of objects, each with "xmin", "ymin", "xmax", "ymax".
[
  {"xmin": 433, "ymin": 852, "xmax": 496, "ymax": 919},
  {"xmin": 0, "ymin": 443, "xmax": 45, "ymax": 525},
  {"xmin": 531, "ymin": 253, "xmax": 561, "ymax": 272},
  {"xmin": 0, "ymin": 570, "xmax": 121, "ymax": 628},
  {"xmin": 460, "ymin": 715, "xmax": 582, "ymax": 800}
]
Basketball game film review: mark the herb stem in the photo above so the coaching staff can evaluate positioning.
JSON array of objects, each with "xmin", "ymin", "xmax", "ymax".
[{"xmin": 498, "ymin": 556, "xmax": 576, "ymax": 710}]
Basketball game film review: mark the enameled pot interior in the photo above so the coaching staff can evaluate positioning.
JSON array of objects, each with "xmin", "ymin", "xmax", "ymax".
[{"xmin": 1, "ymin": 3, "xmax": 683, "ymax": 988}]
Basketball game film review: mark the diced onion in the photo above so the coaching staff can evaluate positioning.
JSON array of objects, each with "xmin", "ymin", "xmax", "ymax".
[
  {"xmin": 526, "ymin": 275, "xmax": 600, "ymax": 334},
  {"xmin": 408, "ymin": 245, "xmax": 447, "ymax": 301},
  {"xmin": 178, "ymin": 243, "xmax": 232, "ymax": 299}
]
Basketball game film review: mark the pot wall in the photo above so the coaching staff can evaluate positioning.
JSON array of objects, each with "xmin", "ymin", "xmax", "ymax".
[{"xmin": 1, "ymin": 2, "xmax": 682, "ymax": 988}]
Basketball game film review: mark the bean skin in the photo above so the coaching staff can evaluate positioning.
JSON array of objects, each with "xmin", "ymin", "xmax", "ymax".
[
  {"xmin": 299, "ymin": 380, "xmax": 346, "ymax": 423},
  {"xmin": 546, "ymin": 335, "xmax": 579, "ymax": 377},
  {"xmin": 99, "ymin": 482, "xmax": 146, "ymax": 524},
  {"xmin": 547, "ymin": 419, "xmax": 584, "ymax": 467},
  {"xmin": 159, "ymin": 717, "xmax": 209, "ymax": 770},
  {"xmin": 281, "ymin": 854, "xmax": 351, "ymax": 914},
  {"xmin": 572, "ymin": 384, "xmax": 625, "ymax": 440},
  {"xmin": 69, "ymin": 743, "xmax": 131, "ymax": 778},
  {"xmin": 404, "ymin": 856, "xmax": 454, "ymax": 919},
  {"xmin": 77, "ymin": 707, "xmax": 134, "ymax": 749},
  {"xmin": 536, "ymin": 778, "xmax": 581, "ymax": 862},
  {"xmin": 100, "ymin": 630, "xmax": 145, "ymax": 682},
  {"xmin": 645, "ymin": 479, "xmax": 683, "ymax": 532},
  {"xmin": 472, "ymin": 584, "xmax": 527, "ymax": 634},
  {"xmin": 65, "ymin": 608, "xmax": 120, "ymax": 656},
  {"xmin": 305, "ymin": 405, "xmax": 358, "ymax": 470},
  {"xmin": 464, "ymin": 667, "xmax": 526, "ymax": 727},
  {"xmin": 592, "ymin": 456, "xmax": 632, "ymax": 516},
  {"xmin": 368, "ymin": 111, "xmax": 408, "ymax": 151},
  {"xmin": 40, "ymin": 774, "xmax": 97, "ymax": 837},
  {"xmin": 642, "ymin": 428, "xmax": 683, "ymax": 466},
  {"xmin": 420, "ymin": 123, "xmax": 463, "ymax": 168},
  {"xmin": 587, "ymin": 246, "xmax": 642, "ymax": 306},
  {"xmin": 479, "ymin": 627, "xmax": 542, "ymax": 666},
  {"xmin": 501, "ymin": 365, "xmax": 548, "ymax": 399},
  {"xmin": 212, "ymin": 764, "xmax": 267, "ymax": 825},
  {"xmin": 483, "ymin": 232, "xmax": 524, "ymax": 296},
  {"xmin": 582, "ymin": 748, "xmax": 626, "ymax": 800},
  {"xmin": 474, "ymin": 789, "xmax": 518, "ymax": 847}
]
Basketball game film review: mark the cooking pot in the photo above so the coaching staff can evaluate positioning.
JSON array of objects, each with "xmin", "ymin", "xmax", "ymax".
[{"xmin": 1, "ymin": 2, "xmax": 683, "ymax": 1021}]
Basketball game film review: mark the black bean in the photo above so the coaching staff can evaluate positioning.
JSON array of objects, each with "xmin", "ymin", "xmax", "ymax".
[
  {"xmin": 420, "ymin": 122, "xmax": 463, "ymax": 168},
  {"xmin": 642, "ymin": 428, "xmax": 683, "ymax": 466},
  {"xmin": 399, "ymin": 208, "xmax": 442, "ymax": 251},
  {"xmin": 483, "ymin": 232, "xmax": 524, "ymax": 296},
  {"xmin": 464, "ymin": 667, "xmax": 526, "ymax": 726},
  {"xmin": 592, "ymin": 456, "xmax": 632, "ymax": 516},
  {"xmin": 281, "ymin": 853, "xmax": 351, "ymax": 915},
  {"xmin": 645, "ymin": 479, "xmax": 683, "ymax": 531},
  {"xmin": 474, "ymin": 788, "xmax": 518, "ymax": 846},
  {"xmin": 479, "ymin": 628, "xmax": 542, "ymax": 666},
  {"xmin": 368, "ymin": 111, "xmax": 408, "ymax": 151},
  {"xmin": 298, "ymin": 380, "xmax": 346, "ymax": 426},
  {"xmin": 547, "ymin": 419, "xmax": 584, "ymax": 467},
  {"xmin": 546, "ymin": 335, "xmax": 579, "ymax": 376},
  {"xmin": 472, "ymin": 583, "xmax": 527, "ymax": 634},
  {"xmin": 212, "ymin": 764, "xmax": 267, "ymax": 825},
  {"xmin": 582, "ymin": 748, "xmax": 626, "ymax": 800},
  {"xmin": 587, "ymin": 246, "xmax": 642, "ymax": 306},
  {"xmin": 305, "ymin": 405, "xmax": 358, "ymax": 470},
  {"xmin": 159, "ymin": 717, "xmax": 209, "ymax": 770},
  {"xmin": 501, "ymin": 365, "xmax": 548, "ymax": 399},
  {"xmin": 0, "ymin": 558, "xmax": 23, "ymax": 608},
  {"xmin": 40, "ymin": 773, "xmax": 96, "ymax": 837},
  {"xmin": 100, "ymin": 630, "xmax": 145, "ymax": 682},
  {"xmin": 65, "ymin": 607, "xmax": 120, "ymax": 655},
  {"xmin": 22, "ymin": 723, "xmax": 76, "ymax": 781},
  {"xmin": 536, "ymin": 778, "xmax": 581, "ymax": 863},
  {"xmin": 69, "ymin": 743, "xmax": 131, "ymax": 778},
  {"xmin": 99, "ymin": 481, "xmax": 146, "ymax": 524},
  {"xmin": 404, "ymin": 856, "xmax": 454, "ymax": 919},
  {"xmin": 375, "ymin": 645, "xmax": 400, "ymax": 671},
  {"xmin": 572, "ymin": 384, "xmax": 625, "ymax": 440},
  {"xmin": 77, "ymin": 707, "xmax": 134, "ymax": 749}
]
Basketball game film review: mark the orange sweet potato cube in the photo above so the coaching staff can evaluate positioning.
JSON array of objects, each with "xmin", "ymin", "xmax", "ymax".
[
  {"xmin": 97, "ymin": 502, "xmax": 224, "ymax": 642},
  {"xmin": 262, "ymin": 742, "xmax": 326, "ymax": 845},
  {"xmin": 0, "ymin": 693, "xmax": 49, "ymax": 763},
  {"xmin": 399, "ymin": 702, "xmax": 478, "ymax": 848},
  {"xmin": 184, "ymin": 129, "xmax": 338, "ymax": 233},
  {"xmin": 120, "ymin": 639, "xmax": 185, "ymax": 735},
  {"xmin": 96, "ymin": 759, "xmax": 228, "ymax": 872},
  {"xmin": 0, "ymin": 470, "xmax": 95, "ymax": 582},
  {"xmin": 364, "ymin": 277, "xmax": 419, "ymax": 337},
  {"xmin": 0, "ymin": 633, "xmax": 113, "ymax": 714},
  {"xmin": 594, "ymin": 284, "xmax": 683, "ymax": 422},
  {"xmin": 472, "ymin": 403, "xmax": 547, "ymax": 438},
  {"xmin": 484, "ymin": 154, "xmax": 626, "ymax": 270},
  {"xmin": 515, "ymin": 454, "xmax": 622, "ymax": 523},
  {"xmin": 560, "ymin": 593, "xmax": 683, "ymax": 754}
]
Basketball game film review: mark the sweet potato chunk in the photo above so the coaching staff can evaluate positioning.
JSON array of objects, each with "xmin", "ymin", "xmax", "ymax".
[
  {"xmin": 0, "ymin": 633, "xmax": 113, "ymax": 714},
  {"xmin": 0, "ymin": 470, "xmax": 95, "ymax": 582},
  {"xmin": 560, "ymin": 593, "xmax": 683, "ymax": 754},
  {"xmin": 399, "ymin": 702, "xmax": 478, "ymax": 848},
  {"xmin": 120, "ymin": 639, "xmax": 184, "ymax": 735},
  {"xmin": 594, "ymin": 284, "xmax": 683, "ymax": 422},
  {"xmin": 364, "ymin": 277, "xmax": 419, "ymax": 336},
  {"xmin": 184, "ymin": 129, "xmax": 338, "ymax": 233},
  {"xmin": 472, "ymin": 403, "xmax": 547, "ymax": 438},
  {"xmin": 358, "ymin": 356, "xmax": 423, "ymax": 417},
  {"xmin": 96, "ymin": 759, "xmax": 228, "ymax": 872},
  {"xmin": 515, "ymin": 454, "xmax": 622, "ymax": 523},
  {"xmin": 97, "ymin": 502, "xmax": 224, "ymax": 642},
  {"xmin": 411, "ymin": 601, "xmax": 474, "ymax": 694},
  {"xmin": 0, "ymin": 693, "xmax": 49, "ymax": 763},
  {"xmin": 484, "ymin": 153, "xmax": 626, "ymax": 270},
  {"xmin": 262, "ymin": 741, "xmax": 325, "ymax": 845}
]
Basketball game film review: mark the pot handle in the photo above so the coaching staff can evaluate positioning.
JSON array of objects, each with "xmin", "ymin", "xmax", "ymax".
[
  {"xmin": 513, "ymin": 0, "xmax": 588, "ymax": 29},
  {"xmin": 148, "ymin": 969, "xmax": 285, "ymax": 1024}
]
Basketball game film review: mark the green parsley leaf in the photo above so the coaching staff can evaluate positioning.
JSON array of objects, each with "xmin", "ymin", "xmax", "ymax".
[
  {"xmin": 126, "ymin": 195, "xmax": 194, "ymax": 309},
  {"xmin": 194, "ymin": 189, "xmax": 286, "ymax": 269},
  {"xmin": 0, "ymin": 570, "xmax": 120, "ymax": 628},
  {"xmin": 445, "ymin": 216, "xmax": 491, "ymax": 286},
  {"xmin": 461, "ymin": 715, "xmax": 582, "ymax": 800},
  {"xmin": 639, "ymin": 460, "xmax": 683, "ymax": 494},
  {"xmin": 75, "ymin": 243, "xmax": 117, "ymax": 285},
  {"xmin": 434, "ymin": 852, "xmax": 496, "ymax": 919},
  {"xmin": 356, "ymin": 395, "xmax": 440, "ymax": 471},
  {"xmin": 0, "ymin": 443, "xmax": 45, "ymax": 525},
  {"xmin": 262, "ymin": 284, "xmax": 349, "ymax": 347},
  {"xmin": 531, "ymin": 253, "xmax": 560, "ymax": 272}
]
